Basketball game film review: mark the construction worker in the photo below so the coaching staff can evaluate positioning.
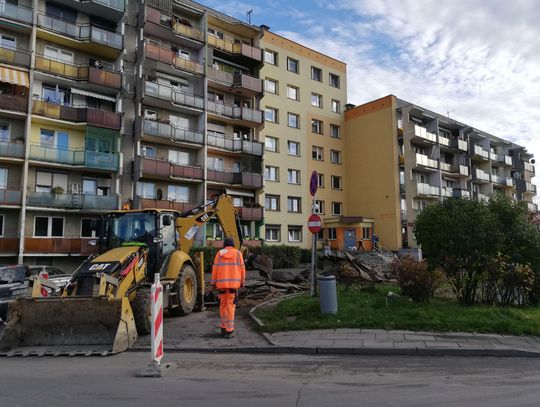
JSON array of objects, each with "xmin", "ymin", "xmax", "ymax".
[{"xmin": 211, "ymin": 237, "xmax": 245, "ymax": 338}]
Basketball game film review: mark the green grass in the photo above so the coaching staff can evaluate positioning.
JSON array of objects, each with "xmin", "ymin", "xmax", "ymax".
[{"xmin": 255, "ymin": 285, "xmax": 540, "ymax": 336}]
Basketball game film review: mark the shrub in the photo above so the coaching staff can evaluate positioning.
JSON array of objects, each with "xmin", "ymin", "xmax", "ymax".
[
  {"xmin": 189, "ymin": 246, "xmax": 219, "ymax": 273},
  {"xmin": 391, "ymin": 256, "xmax": 441, "ymax": 302},
  {"xmin": 249, "ymin": 245, "xmax": 303, "ymax": 268}
]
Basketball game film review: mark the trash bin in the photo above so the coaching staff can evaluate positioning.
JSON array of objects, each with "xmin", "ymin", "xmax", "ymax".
[{"xmin": 318, "ymin": 274, "xmax": 338, "ymax": 315}]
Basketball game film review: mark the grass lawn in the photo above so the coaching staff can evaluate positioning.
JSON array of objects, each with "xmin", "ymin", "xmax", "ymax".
[{"xmin": 255, "ymin": 284, "xmax": 540, "ymax": 336}]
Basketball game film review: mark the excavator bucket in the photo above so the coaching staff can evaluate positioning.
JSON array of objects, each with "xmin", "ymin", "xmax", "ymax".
[
  {"xmin": 0, "ymin": 296, "xmax": 137, "ymax": 356},
  {"xmin": 249, "ymin": 254, "xmax": 273, "ymax": 280}
]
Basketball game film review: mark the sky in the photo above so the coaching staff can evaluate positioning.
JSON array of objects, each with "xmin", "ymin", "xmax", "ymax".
[{"xmin": 203, "ymin": 0, "xmax": 540, "ymax": 190}]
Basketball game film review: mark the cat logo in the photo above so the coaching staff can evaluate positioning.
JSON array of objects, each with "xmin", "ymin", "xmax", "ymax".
[
  {"xmin": 89, "ymin": 263, "xmax": 110, "ymax": 271},
  {"xmin": 196, "ymin": 211, "xmax": 214, "ymax": 223}
]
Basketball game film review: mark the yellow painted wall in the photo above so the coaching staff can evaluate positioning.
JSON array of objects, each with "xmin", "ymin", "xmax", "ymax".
[
  {"xmin": 344, "ymin": 95, "xmax": 402, "ymax": 251},
  {"xmin": 30, "ymin": 122, "xmax": 86, "ymax": 149}
]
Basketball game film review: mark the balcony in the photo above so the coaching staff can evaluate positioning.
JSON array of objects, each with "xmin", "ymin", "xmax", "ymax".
[
  {"xmin": 0, "ymin": 3, "xmax": 32, "ymax": 25},
  {"xmin": 472, "ymin": 144, "xmax": 489, "ymax": 160},
  {"xmin": 24, "ymin": 238, "xmax": 98, "ymax": 255},
  {"xmin": 237, "ymin": 206, "xmax": 263, "ymax": 221},
  {"xmin": 449, "ymin": 138, "xmax": 468, "ymax": 151},
  {"xmin": 474, "ymin": 191, "xmax": 489, "ymax": 202},
  {"xmin": 411, "ymin": 125, "xmax": 437, "ymax": 144},
  {"xmin": 144, "ymin": 42, "xmax": 204, "ymax": 75},
  {"xmin": 207, "ymin": 134, "xmax": 264, "ymax": 156},
  {"xmin": 440, "ymin": 162, "xmax": 451, "ymax": 172},
  {"xmin": 207, "ymin": 101, "xmax": 263, "ymax": 126},
  {"xmin": 492, "ymin": 175, "xmax": 514, "ymax": 187},
  {"xmin": 525, "ymin": 182, "xmax": 537, "ymax": 194},
  {"xmin": 206, "ymin": 170, "xmax": 264, "ymax": 187},
  {"xmin": 453, "ymin": 189, "xmax": 471, "ymax": 199},
  {"xmin": 0, "ymin": 189, "xmax": 21, "ymax": 205},
  {"xmin": 144, "ymin": 81, "xmax": 204, "ymax": 111},
  {"xmin": 416, "ymin": 182, "xmax": 439, "ymax": 198},
  {"xmin": 528, "ymin": 202, "xmax": 538, "ymax": 212},
  {"xmin": 145, "ymin": 6, "xmax": 205, "ymax": 44},
  {"xmin": 207, "ymin": 35, "xmax": 262, "ymax": 63},
  {"xmin": 207, "ymin": 67, "xmax": 262, "ymax": 96},
  {"xmin": 32, "ymin": 100, "xmax": 121, "ymax": 130},
  {"xmin": 441, "ymin": 187, "xmax": 453, "ymax": 198},
  {"xmin": 35, "ymin": 56, "xmax": 121, "ymax": 90},
  {"xmin": 524, "ymin": 162, "xmax": 535, "ymax": 174},
  {"xmin": 242, "ymin": 172, "xmax": 263, "ymax": 188},
  {"xmin": 37, "ymin": 14, "xmax": 123, "ymax": 59},
  {"xmin": 140, "ymin": 157, "xmax": 204, "ymax": 181},
  {"xmin": 0, "ymin": 93, "xmax": 28, "ymax": 113},
  {"xmin": 0, "ymin": 44, "xmax": 30, "ymax": 67},
  {"xmin": 54, "ymin": 0, "xmax": 124, "ymax": 22},
  {"xmin": 29, "ymin": 144, "xmax": 119, "ymax": 171},
  {"xmin": 414, "ymin": 153, "xmax": 438, "ymax": 170},
  {"xmin": 27, "ymin": 192, "xmax": 119, "ymax": 210},
  {"xmin": 450, "ymin": 164, "xmax": 469, "ymax": 177},
  {"xmin": 143, "ymin": 119, "xmax": 204, "ymax": 145},
  {"xmin": 0, "ymin": 141, "xmax": 24, "ymax": 159},
  {"xmin": 0, "ymin": 238, "xmax": 18, "ymax": 255},
  {"xmin": 472, "ymin": 168, "xmax": 490, "ymax": 183},
  {"xmin": 134, "ymin": 196, "xmax": 197, "ymax": 213},
  {"xmin": 438, "ymin": 135, "xmax": 450, "ymax": 147}
]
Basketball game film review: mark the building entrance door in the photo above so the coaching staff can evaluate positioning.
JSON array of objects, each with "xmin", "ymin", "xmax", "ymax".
[{"xmin": 344, "ymin": 229, "xmax": 356, "ymax": 251}]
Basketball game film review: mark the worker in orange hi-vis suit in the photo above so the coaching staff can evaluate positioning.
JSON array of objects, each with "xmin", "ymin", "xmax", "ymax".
[{"xmin": 211, "ymin": 237, "xmax": 246, "ymax": 339}]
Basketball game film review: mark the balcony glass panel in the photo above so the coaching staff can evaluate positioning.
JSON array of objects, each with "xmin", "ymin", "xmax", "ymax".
[
  {"xmin": 413, "ymin": 125, "xmax": 436, "ymax": 142},
  {"xmin": 92, "ymin": 0, "xmax": 125, "ymax": 12},
  {"xmin": 0, "ymin": 3, "xmax": 32, "ymax": 23},
  {"xmin": 415, "ymin": 153, "xmax": 437, "ymax": 169},
  {"xmin": 145, "ymin": 81, "xmax": 204, "ymax": 110},
  {"xmin": 0, "ymin": 45, "xmax": 30, "ymax": 66},
  {"xmin": 0, "ymin": 141, "xmax": 24, "ymax": 158},
  {"xmin": 417, "ymin": 182, "xmax": 439, "ymax": 196},
  {"xmin": 0, "ymin": 189, "xmax": 21, "ymax": 205},
  {"xmin": 29, "ymin": 144, "xmax": 118, "ymax": 170},
  {"xmin": 473, "ymin": 144, "xmax": 489, "ymax": 159},
  {"xmin": 439, "ymin": 135, "xmax": 450, "ymax": 146},
  {"xmin": 144, "ymin": 120, "xmax": 203, "ymax": 144}
]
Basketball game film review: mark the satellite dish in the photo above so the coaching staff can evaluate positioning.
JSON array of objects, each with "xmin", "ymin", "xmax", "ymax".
[{"xmin": 531, "ymin": 159, "xmax": 536, "ymax": 164}]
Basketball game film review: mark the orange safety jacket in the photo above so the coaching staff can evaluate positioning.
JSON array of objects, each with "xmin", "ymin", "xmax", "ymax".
[{"xmin": 211, "ymin": 246, "xmax": 246, "ymax": 289}]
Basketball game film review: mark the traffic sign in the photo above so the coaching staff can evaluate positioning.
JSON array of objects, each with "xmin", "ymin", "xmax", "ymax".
[
  {"xmin": 308, "ymin": 214, "xmax": 322, "ymax": 234},
  {"xmin": 309, "ymin": 170, "xmax": 318, "ymax": 196}
]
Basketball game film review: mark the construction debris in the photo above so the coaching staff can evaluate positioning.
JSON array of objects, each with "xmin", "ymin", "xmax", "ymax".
[{"xmin": 321, "ymin": 250, "xmax": 397, "ymax": 284}]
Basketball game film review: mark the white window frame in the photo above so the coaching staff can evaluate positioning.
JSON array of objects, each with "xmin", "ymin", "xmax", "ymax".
[
  {"xmin": 329, "ymin": 73, "xmax": 340, "ymax": 88},
  {"xmin": 287, "ymin": 169, "xmax": 300, "ymax": 185},
  {"xmin": 137, "ymin": 181, "xmax": 156, "ymax": 199},
  {"xmin": 330, "ymin": 150, "xmax": 342, "ymax": 164},
  {"xmin": 311, "ymin": 66, "xmax": 322, "ymax": 82},
  {"xmin": 265, "ymin": 225, "xmax": 280, "ymax": 242},
  {"xmin": 44, "ymin": 45, "xmax": 74, "ymax": 63},
  {"xmin": 315, "ymin": 200, "xmax": 325, "ymax": 215},
  {"xmin": 265, "ymin": 78, "xmax": 278, "ymax": 94},
  {"xmin": 287, "ymin": 57, "xmax": 299, "ymax": 73},
  {"xmin": 141, "ymin": 145, "xmax": 156, "ymax": 158},
  {"xmin": 332, "ymin": 202, "xmax": 343, "ymax": 216},
  {"xmin": 287, "ymin": 85, "xmax": 299, "ymax": 101},
  {"xmin": 265, "ymin": 107, "xmax": 278, "ymax": 123},
  {"xmin": 328, "ymin": 228, "xmax": 337, "ymax": 240},
  {"xmin": 317, "ymin": 173, "xmax": 324, "ymax": 188},
  {"xmin": 287, "ymin": 140, "xmax": 300, "ymax": 156},
  {"xmin": 265, "ymin": 165, "xmax": 279, "ymax": 182},
  {"xmin": 265, "ymin": 136, "xmax": 278, "ymax": 152},
  {"xmin": 332, "ymin": 99, "xmax": 341, "ymax": 113},
  {"xmin": 34, "ymin": 216, "xmax": 64, "ymax": 238},
  {"xmin": 331, "ymin": 175, "xmax": 342, "ymax": 189},
  {"xmin": 311, "ymin": 93, "xmax": 322, "ymax": 108},
  {"xmin": 312, "ymin": 146, "xmax": 323, "ymax": 160},
  {"xmin": 330, "ymin": 124, "xmax": 341, "ymax": 139},
  {"xmin": 288, "ymin": 226, "xmax": 302, "ymax": 243},
  {"xmin": 264, "ymin": 49, "xmax": 277, "ymax": 65},
  {"xmin": 288, "ymin": 112, "xmax": 300, "ymax": 129},
  {"xmin": 287, "ymin": 196, "xmax": 301, "ymax": 213},
  {"xmin": 265, "ymin": 194, "xmax": 280, "ymax": 211},
  {"xmin": 80, "ymin": 218, "xmax": 97, "ymax": 238},
  {"xmin": 168, "ymin": 184, "xmax": 189, "ymax": 202},
  {"xmin": 312, "ymin": 119, "xmax": 323, "ymax": 134},
  {"xmin": 0, "ymin": 34, "xmax": 16, "ymax": 50}
]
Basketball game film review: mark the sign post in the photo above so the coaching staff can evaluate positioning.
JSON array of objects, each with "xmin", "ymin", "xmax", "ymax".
[{"xmin": 309, "ymin": 171, "xmax": 319, "ymax": 297}]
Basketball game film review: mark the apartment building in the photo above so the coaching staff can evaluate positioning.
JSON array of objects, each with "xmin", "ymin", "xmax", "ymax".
[
  {"xmin": 344, "ymin": 95, "xmax": 537, "ymax": 251},
  {"xmin": 259, "ymin": 30, "xmax": 367, "ymax": 249}
]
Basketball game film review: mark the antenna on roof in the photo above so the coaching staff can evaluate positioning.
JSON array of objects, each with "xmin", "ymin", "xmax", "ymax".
[
  {"xmin": 247, "ymin": 9, "xmax": 253, "ymax": 24},
  {"xmin": 446, "ymin": 106, "xmax": 455, "ymax": 118}
]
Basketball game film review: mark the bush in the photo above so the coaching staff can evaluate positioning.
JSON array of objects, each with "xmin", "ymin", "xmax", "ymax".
[
  {"xmin": 391, "ymin": 256, "xmax": 441, "ymax": 302},
  {"xmin": 249, "ymin": 245, "xmax": 303, "ymax": 268},
  {"xmin": 189, "ymin": 246, "xmax": 219, "ymax": 273}
]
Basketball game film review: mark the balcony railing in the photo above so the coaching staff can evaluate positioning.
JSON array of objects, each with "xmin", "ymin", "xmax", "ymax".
[
  {"xmin": 0, "ymin": 93, "xmax": 28, "ymax": 112},
  {"xmin": 0, "ymin": 189, "xmax": 21, "ymax": 205},
  {"xmin": 37, "ymin": 14, "xmax": 123, "ymax": 50},
  {"xmin": 0, "ymin": 141, "xmax": 24, "ymax": 158},
  {"xmin": 143, "ymin": 119, "xmax": 204, "ymax": 145},
  {"xmin": 450, "ymin": 138, "xmax": 468, "ymax": 151},
  {"xmin": 473, "ymin": 168, "xmax": 490, "ymax": 182},
  {"xmin": 206, "ymin": 170, "xmax": 262, "ymax": 187},
  {"xmin": 451, "ymin": 164, "xmax": 469, "ymax": 176},
  {"xmin": 453, "ymin": 189, "xmax": 471, "ymax": 199},
  {"xmin": 207, "ymin": 67, "xmax": 262, "ymax": 93},
  {"xmin": 35, "ymin": 56, "xmax": 122, "ymax": 89},
  {"xmin": 440, "ymin": 162, "xmax": 451, "ymax": 172},
  {"xmin": 526, "ymin": 182, "xmax": 537, "ymax": 193},
  {"xmin": 492, "ymin": 175, "xmax": 514, "ymax": 187},
  {"xmin": 525, "ymin": 162, "xmax": 535, "ymax": 173},
  {"xmin": 0, "ymin": 3, "xmax": 32, "ymax": 24},
  {"xmin": 207, "ymin": 35, "xmax": 262, "ymax": 62},
  {"xmin": 0, "ymin": 44, "xmax": 30, "ymax": 67},
  {"xmin": 144, "ymin": 43, "xmax": 203, "ymax": 75},
  {"xmin": 496, "ymin": 154, "xmax": 513, "ymax": 166},
  {"xmin": 88, "ymin": 0, "xmax": 124, "ymax": 12},
  {"xmin": 207, "ymin": 100, "xmax": 263, "ymax": 124},
  {"xmin": 474, "ymin": 191, "xmax": 489, "ymax": 202},
  {"xmin": 473, "ymin": 144, "xmax": 489, "ymax": 159},
  {"xmin": 145, "ymin": 81, "xmax": 204, "ymax": 110},
  {"xmin": 32, "ymin": 100, "xmax": 121, "ymax": 129},
  {"xmin": 438, "ymin": 135, "xmax": 450, "ymax": 147},
  {"xmin": 416, "ymin": 182, "xmax": 439, "ymax": 197},
  {"xmin": 145, "ymin": 6, "xmax": 204, "ymax": 42},
  {"xmin": 413, "ymin": 124, "xmax": 437, "ymax": 143},
  {"xmin": 237, "ymin": 206, "xmax": 263, "ymax": 221},
  {"xmin": 242, "ymin": 172, "xmax": 263, "ymax": 188},
  {"xmin": 415, "ymin": 153, "xmax": 437, "ymax": 169},
  {"xmin": 528, "ymin": 202, "xmax": 538, "ymax": 212},
  {"xmin": 141, "ymin": 157, "xmax": 203, "ymax": 180},
  {"xmin": 27, "ymin": 192, "xmax": 119, "ymax": 210},
  {"xmin": 442, "ymin": 187, "xmax": 453, "ymax": 198},
  {"xmin": 29, "ymin": 144, "xmax": 119, "ymax": 171},
  {"xmin": 136, "ymin": 196, "xmax": 197, "ymax": 212},
  {"xmin": 24, "ymin": 238, "xmax": 98, "ymax": 255},
  {"xmin": 0, "ymin": 238, "xmax": 18, "ymax": 253}
]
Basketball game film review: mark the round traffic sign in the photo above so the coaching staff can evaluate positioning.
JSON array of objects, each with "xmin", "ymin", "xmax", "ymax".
[
  {"xmin": 308, "ymin": 214, "xmax": 322, "ymax": 234},
  {"xmin": 309, "ymin": 170, "xmax": 318, "ymax": 196}
]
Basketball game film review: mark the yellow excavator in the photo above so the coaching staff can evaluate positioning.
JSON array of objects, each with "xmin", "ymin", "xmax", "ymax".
[{"xmin": 0, "ymin": 194, "xmax": 271, "ymax": 356}]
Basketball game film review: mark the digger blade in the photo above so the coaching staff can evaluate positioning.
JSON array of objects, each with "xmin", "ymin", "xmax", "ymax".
[{"xmin": 0, "ymin": 297, "xmax": 137, "ymax": 356}]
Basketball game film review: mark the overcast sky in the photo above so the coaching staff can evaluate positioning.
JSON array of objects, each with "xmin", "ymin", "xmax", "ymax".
[{"xmin": 203, "ymin": 0, "xmax": 540, "ymax": 190}]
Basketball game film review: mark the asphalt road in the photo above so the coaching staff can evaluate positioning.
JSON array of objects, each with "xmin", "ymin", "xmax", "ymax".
[{"xmin": 1, "ymin": 352, "xmax": 540, "ymax": 407}]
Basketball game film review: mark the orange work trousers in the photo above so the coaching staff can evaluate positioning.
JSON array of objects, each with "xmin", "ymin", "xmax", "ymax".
[{"xmin": 219, "ymin": 289, "xmax": 237, "ymax": 333}]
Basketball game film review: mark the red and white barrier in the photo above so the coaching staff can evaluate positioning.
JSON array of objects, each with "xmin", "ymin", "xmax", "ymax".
[{"xmin": 151, "ymin": 273, "xmax": 163, "ymax": 365}]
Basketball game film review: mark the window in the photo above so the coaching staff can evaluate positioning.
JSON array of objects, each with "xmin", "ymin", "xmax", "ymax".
[
  {"xmin": 44, "ymin": 45, "xmax": 74, "ymax": 63},
  {"xmin": 0, "ymin": 168, "xmax": 5, "ymax": 190},
  {"xmin": 34, "ymin": 216, "xmax": 63, "ymax": 237},
  {"xmin": 312, "ymin": 146, "xmax": 323, "ymax": 160},
  {"xmin": 168, "ymin": 149, "xmax": 189, "ymax": 165},
  {"xmin": 330, "ymin": 124, "xmax": 341, "ymax": 139},
  {"xmin": 81, "ymin": 218, "xmax": 96, "ymax": 238},
  {"xmin": 315, "ymin": 200, "xmax": 325, "ymax": 214},
  {"xmin": 137, "ymin": 182, "xmax": 155, "ymax": 199},
  {"xmin": 207, "ymin": 157, "xmax": 224, "ymax": 171},
  {"xmin": 168, "ymin": 185, "xmax": 189, "ymax": 202},
  {"xmin": 362, "ymin": 227, "xmax": 371, "ymax": 240},
  {"xmin": 317, "ymin": 173, "xmax": 324, "ymax": 188},
  {"xmin": 265, "ymin": 225, "xmax": 281, "ymax": 242},
  {"xmin": 311, "ymin": 66, "xmax": 322, "ymax": 81},
  {"xmin": 288, "ymin": 226, "xmax": 302, "ymax": 242},
  {"xmin": 287, "ymin": 196, "xmax": 301, "ymax": 213},
  {"xmin": 286, "ymin": 85, "xmax": 299, "ymax": 101},
  {"xmin": 287, "ymin": 140, "xmax": 300, "ymax": 156},
  {"xmin": 265, "ymin": 136, "xmax": 278, "ymax": 152},
  {"xmin": 287, "ymin": 57, "xmax": 299, "ymax": 73},
  {"xmin": 207, "ymin": 27, "xmax": 224, "ymax": 39},
  {"xmin": 0, "ymin": 34, "xmax": 16, "ymax": 50},
  {"xmin": 264, "ymin": 165, "xmax": 279, "ymax": 181},
  {"xmin": 311, "ymin": 93, "xmax": 322, "ymax": 108},
  {"xmin": 40, "ymin": 129, "xmax": 55, "ymax": 146},
  {"xmin": 35, "ymin": 171, "xmax": 67, "ymax": 193},
  {"xmin": 332, "ymin": 202, "xmax": 343, "ymax": 215},
  {"xmin": 329, "ymin": 73, "xmax": 340, "ymax": 88},
  {"xmin": 264, "ymin": 49, "xmax": 277, "ymax": 65},
  {"xmin": 82, "ymin": 179, "xmax": 96, "ymax": 195},
  {"xmin": 312, "ymin": 119, "xmax": 323, "ymax": 134},
  {"xmin": 265, "ymin": 107, "xmax": 278, "ymax": 123},
  {"xmin": 288, "ymin": 169, "xmax": 300, "ymax": 184},
  {"xmin": 0, "ymin": 122, "xmax": 9, "ymax": 141},
  {"xmin": 265, "ymin": 79, "xmax": 278, "ymax": 94},
  {"xmin": 141, "ymin": 145, "xmax": 156, "ymax": 158},
  {"xmin": 332, "ymin": 99, "xmax": 341, "ymax": 113},
  {"xmin": 331, "ymin": 175, "xmax": 342, "ymax": 189},
  {"xmin": 265, "ymin": 194, "xmax": 280, "ymax": 211},
  {"xmin": 288, "ymin": 113, "xmax": 299, "ymax": 128},
  {"xmin": 42, "ymin": 84, "xmax": 69, "ymax": 104},
  {"xmin": 0, "ymin": 214, "xmax": 3, "ymax": 237},
  {"xmin": 330, "ymin": 150, "xmax": 342, "ymax": 164},
  {"xmin": 328, "ymin": 228, "xmax": 337, "ymax": 240}
]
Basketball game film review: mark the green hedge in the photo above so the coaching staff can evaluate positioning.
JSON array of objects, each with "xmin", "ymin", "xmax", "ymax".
[{"xmin": 189, "ymin": 246, "xmax": 219, "ymax": 273}]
